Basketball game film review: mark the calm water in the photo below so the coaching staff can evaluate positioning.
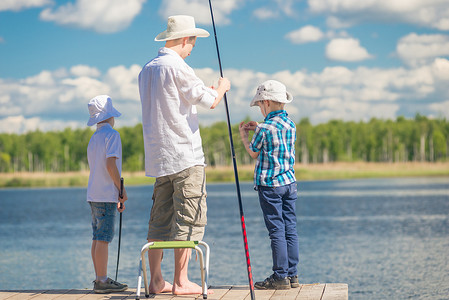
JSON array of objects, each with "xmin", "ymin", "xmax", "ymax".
[{"xmin": 1, "ymin": 177, "xmax": 448, "ymax": 299}]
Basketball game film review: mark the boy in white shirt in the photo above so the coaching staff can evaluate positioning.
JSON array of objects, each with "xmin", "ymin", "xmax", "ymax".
[{"xmin": 86, "ymin": 95, "xmax": 128, "ymax": 293}]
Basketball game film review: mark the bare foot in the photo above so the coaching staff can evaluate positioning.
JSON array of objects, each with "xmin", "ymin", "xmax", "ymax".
[
  {"xmin": 149, "ymin": 280, "xmax": 173, "ymax": 294},
  {"xmin": 172, "ymin": 280, "xmax": 214, "ymax": 295}
]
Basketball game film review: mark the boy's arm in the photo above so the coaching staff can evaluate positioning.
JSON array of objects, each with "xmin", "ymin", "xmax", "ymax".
[
  {"xmin": 106, "ymin": 157, "xmax": 128, "ymax": 206},
  {"xmin": 239, "ymin": 121, "xmax": 260, "ymax": 159}
]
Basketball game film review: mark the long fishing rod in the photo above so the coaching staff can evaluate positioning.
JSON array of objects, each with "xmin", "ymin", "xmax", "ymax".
[
  {"xmin": 115, "ymin": 177, "xmax": 124, "ymax": 282},
  {"xmin": 207, "ymin": 1, "xmax": 255, "ymax": 299}
]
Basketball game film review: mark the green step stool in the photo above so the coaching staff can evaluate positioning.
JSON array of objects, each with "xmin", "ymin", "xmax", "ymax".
[{"xmin": 136, "ymin": 241, "xmax": 210, "ymax": 299}]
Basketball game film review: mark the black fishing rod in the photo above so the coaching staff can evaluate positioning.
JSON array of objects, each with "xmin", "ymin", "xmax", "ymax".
[
  {"xmin": 115, "ymin": 177, "xmax": 124, "ymax": 282},
  {"xmin": 207, "ymin": 1, "xmax": 256, "ymax": 299}
]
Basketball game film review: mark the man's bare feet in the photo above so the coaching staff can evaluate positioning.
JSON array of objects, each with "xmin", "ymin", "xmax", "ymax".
[
  {"xmin": 149, "ymin": 280, "xmax": 173, "ymax": 294},
  {"xmin": 172, "ymin": 280, "xmax": 214, "ymax": 295}
]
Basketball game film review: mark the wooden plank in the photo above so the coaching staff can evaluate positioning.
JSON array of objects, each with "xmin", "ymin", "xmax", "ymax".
[
  {"xmin": 243, "ymin": 288, "xmax": 275, "ymax": 300},
  {"xmin": 296, "ymin": 283, "xmax": 325, "ymax": 300},
  {"xmin": 52, "ymin": 289, "xmax": 93, "ymax": 299},
  {"xmin": 205, "ymin": 286, "xmax": 232, "ymax": 300},
  {"xmin": 30, "ymin": 290, "xmax": 70, "ymax": 299},
  {"xmin": 321, "ymin": 284, "xmax": 348, "ymax": 300},
  {"xmin": 0, "ymin": 290, "xmax": 47, "ymax": 300},
  {"xmin": 270, "ymin": 287, "xmax": 301, "ymax": 300},
  {"xmin": 80, "ymin": 289, "xmax": 135, "ymax": 300},
  {"xmin": 219, "ymin": 286, "xmax": 249, "ymax": 300}
]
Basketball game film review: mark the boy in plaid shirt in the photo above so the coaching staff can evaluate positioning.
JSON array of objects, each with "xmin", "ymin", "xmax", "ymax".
[{"xmin": 239, "ymin": 80, "xmax": 299, "ymax": 290}]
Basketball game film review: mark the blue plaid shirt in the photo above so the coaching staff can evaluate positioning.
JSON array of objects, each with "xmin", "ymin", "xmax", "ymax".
[{"xmin": 249, "ymin": 110, "xmax": 296, "ymax": 188}]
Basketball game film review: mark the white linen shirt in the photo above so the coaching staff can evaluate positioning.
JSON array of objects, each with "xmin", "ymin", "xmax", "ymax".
[
  {"xmin": 139, "ymin": 47, "xmax": 218, "ymax": 177},
  {"xmin": 86, "ymin": 123, "xmax": 122, "ymax": 202}
]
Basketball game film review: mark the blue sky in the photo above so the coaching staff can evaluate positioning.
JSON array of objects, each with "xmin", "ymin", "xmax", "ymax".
[{"xmin": 1, "ymin": 0, "xmax": 449, "ymax": 133}]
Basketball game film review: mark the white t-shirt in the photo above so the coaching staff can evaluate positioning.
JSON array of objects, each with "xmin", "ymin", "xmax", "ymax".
[
  {"xmin": 86, "ymin": 123, "xmax": 122, "ymax": 202},
  {"xmin": 139, "ymin": 47, "xmax": 218, "ymax": 177}
]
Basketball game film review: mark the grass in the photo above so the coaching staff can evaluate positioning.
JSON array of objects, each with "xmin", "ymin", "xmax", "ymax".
[{"xmin": 1, "ymin": 162, "xmax": 449, "ymax": 188}]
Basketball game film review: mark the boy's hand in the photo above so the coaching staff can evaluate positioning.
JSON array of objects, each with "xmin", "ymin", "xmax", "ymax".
[
  {"xmin": 118, "ymin": 187, "xmax": 127, "ymax": 212},
  {"xmin": 246, "ymin": 121, "xmax": 258, "ymax": 131},
  {"xmin": 239, "ymin": 121, "xmax": 249, "ymax": 139},
  {"xmin": 117, "ymin": 202, "xmax": 125, "ymax": 213}
]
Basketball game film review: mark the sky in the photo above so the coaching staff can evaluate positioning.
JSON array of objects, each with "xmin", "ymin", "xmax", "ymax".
[{"xmin": 1, "ymin": 0, "xmax": 449, "ymax": 134}]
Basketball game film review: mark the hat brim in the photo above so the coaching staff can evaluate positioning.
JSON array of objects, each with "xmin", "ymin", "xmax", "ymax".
[
  {"xmin": 250, "ymin": 91, "xmax": 293, "ymax": 107},
  {"xmin": 87, "ymin": 109, "xmax": 121, "ymax": 126},
  {"xmin": 154, "ymin": 28, "xmax": 210, "ymax": 41}
]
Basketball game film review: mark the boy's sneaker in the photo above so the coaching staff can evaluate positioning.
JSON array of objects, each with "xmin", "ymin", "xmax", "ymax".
[
  {"xmin": 254, "ymin": 274, "xmax": 291, "ymax": 290},
  {"xmin": 289, "ymin": 275, "xmax": 300, "ymax": 288},
  {"xmin": 93, "ymin": 278, "xmax": 128, "ymax": 293}
]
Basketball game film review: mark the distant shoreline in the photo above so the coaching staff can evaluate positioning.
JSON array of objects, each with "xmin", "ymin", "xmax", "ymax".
[{"xmin": 1, "ymin": 162, "xmax": 449, "ymax": 188}]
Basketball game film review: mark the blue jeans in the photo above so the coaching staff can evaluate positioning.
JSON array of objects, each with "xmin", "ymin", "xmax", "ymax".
[{"xmin": 258, "ymin": 183, "xmax": 299, "ymax": 279}]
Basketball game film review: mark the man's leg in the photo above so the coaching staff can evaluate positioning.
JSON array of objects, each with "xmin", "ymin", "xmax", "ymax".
[
  {"xmin": 147, "ymin": 240, "xmax": 173, "ymax": 293},
  {"xmin": 147, "ymin": 176, "xmax": 174, "ymax": 294},
  {"xmin": 172, "ymin": 247, "xmax": 204, "ymax": 295},
  {"xmin": 283, "ymin": 183, "xmax": 299, "ymax": 278},
  {"xmin": 171, "ymin": 166, "xmax": 210, "ymax": 295}
]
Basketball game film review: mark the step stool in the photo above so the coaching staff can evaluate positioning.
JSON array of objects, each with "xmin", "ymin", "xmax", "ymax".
[{"xmin": 136, "ymin": 241, "xmax": 210, "ymax": 299}]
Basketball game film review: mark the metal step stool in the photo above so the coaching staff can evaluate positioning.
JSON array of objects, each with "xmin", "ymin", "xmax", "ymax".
[{"xmin": 136, "ymin": 241, "xmax": 210, "ymax": 299}]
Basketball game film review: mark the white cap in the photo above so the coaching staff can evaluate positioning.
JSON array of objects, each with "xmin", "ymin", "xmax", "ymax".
[
  {"xmin": 250, "ymin": 80, "xmax": 293, "ymax": 107},
  {"xmin": 87, "ymin": 95, "xmax": 121, "ymax": 126},
  {"xmin": 155, "ymin": 15, "xmax": 210, "ymax": 41}
]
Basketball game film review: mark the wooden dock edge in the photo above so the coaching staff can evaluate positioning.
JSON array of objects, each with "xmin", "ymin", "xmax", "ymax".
[{"xmin": 0, "ymin": 283, "xmax": 348, "ymax": 300}]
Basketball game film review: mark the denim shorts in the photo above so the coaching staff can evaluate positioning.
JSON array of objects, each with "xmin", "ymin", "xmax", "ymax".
[{"xmin": 89, "ymin": 202, "xmax": 116, "ymax": 243}]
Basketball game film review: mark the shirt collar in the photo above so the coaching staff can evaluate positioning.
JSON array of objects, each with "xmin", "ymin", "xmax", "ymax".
[
  {"xmin": 96, "ymin": 122, "xmax": 111, "ymax": 131},
  {"xmin": 265, "ymin": 110, "xmax": 287, "ymax": 121},
  {"xmin": 158, "ymin": 47, "xmax": 183, "ymax": 61}
]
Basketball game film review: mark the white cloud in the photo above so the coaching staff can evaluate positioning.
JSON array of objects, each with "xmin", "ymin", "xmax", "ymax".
[
  {"xmin": 159, "ymin": 0, "xmax": 240, "ymax": 25},
  {"xmin": 326, "ymin": 38, "xmax": 373, "ymax": 62},
  {"xmin": 70, "ymin": 65, "xmax": 101, "ymax": 78},
  {"xmin": 1, "ymin": 58, "xmax": 449, "ymax": 133},
  {"xmin": 0, "ymin": 0, "xmax": 51, "ymax": 12},
  {"xmin": 396, "ymin": 33, "xmax": 449, "ymax": 67},
  {"xmin": 39, "ymin": 0, "xmax": 145, "ymax": 33},
  {"xmin": 429, "ymin": 100, "xmax": 449, "ymax": 118},
  {"xmin": 285, "ymin": 25, "xmax": 325, "ymax": 44},
  {"xmin": 308, "ymin": 0, "xmax": 449, "ymax": 30},
  {"xmin": 253, "ymin": 0, "xmax": 295, "ymax": 20}
]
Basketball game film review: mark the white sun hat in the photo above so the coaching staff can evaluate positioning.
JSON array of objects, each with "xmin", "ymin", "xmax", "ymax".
[
  {"xmin": 87, "ymin": 95, "xmax": 121, "ymax": 126},
  {"xmin": 155, "ymin": 15, "xmax": 210, "ymax": 41},
  {"xmin": 250, "ymin": 80, "xmax": 293, "ymax": 107}
]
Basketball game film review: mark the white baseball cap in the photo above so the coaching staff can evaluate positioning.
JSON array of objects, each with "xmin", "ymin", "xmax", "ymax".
[
  {"xmin": 87, "ymin": 95, "xmax": 121, "ymax": 126},
  {"xmin": 250, "ymin": 80, "xmax": 293, "ymax": 107},
  {"xmin": 155, "ymin": 15, "xmax": 210, "ymax": 41}
]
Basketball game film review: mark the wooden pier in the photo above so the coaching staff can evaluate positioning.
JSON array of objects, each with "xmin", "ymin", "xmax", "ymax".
[{"xmin": 0, "ymin": 284, "xmax": 347, "ymax": 300}]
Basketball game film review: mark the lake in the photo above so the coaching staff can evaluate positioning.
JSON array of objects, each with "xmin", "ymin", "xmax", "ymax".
[{"xmin": 0, "ymin": 177, "xmax": 448, "ymax": 299}]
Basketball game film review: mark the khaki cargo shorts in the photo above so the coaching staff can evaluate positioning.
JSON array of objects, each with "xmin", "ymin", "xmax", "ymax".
[{"xmin": 147, "ymin": 165, "xmax": 207, "ymax": 241}]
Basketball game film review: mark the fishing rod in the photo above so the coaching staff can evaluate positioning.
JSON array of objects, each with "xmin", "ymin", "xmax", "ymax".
[
  {"xmin": 207, "ymin": 1, "xmax": 255, "ymax": 299},
  {"xmin": 115, "ymin": 177, "xmax": 124, "ymax": 282}
]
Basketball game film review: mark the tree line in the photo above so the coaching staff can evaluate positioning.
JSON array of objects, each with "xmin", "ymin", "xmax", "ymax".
[{"xmin": 0, "ymin": 115, "xmax": 448, "ymax": 173}]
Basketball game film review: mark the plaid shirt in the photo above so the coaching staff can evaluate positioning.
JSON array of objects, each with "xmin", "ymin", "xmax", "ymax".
[{"xmin": 249, "ymin": 110, "xmax": 296, "ymax": 188}]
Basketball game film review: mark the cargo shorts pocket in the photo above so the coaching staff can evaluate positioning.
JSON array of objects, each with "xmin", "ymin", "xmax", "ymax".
[{"xmin": 175, "ymin": 166, "xmax": 207, "ymax": 226}]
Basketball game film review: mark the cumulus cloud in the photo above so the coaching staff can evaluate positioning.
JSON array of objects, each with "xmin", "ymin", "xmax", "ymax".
[
  {"xmin": 158, "ymin": 0, "xmax": 240, "ymax": 25},
  {"xmin": 396, "ymin": 33, "xmax": 449, "ymax": 67},
  {"xmin": 253, "ymin": 0, "xmax": 295, "ymax": 20},
  {"xmin": 1, "ymin": 58, "xmax": 449, "ymax": 133},
  {"xmin": 285, "ymin": 25, "xmax": 325, "ymax": 44},
  {"xmin": 308, "ymin": 0, "xmax": 449, "ymax": 30},
  {"xmin": 39, "ymin": 0, "xmax": 145, "ymax": 33},
  {"xmin": 0, "ymin": 0, "xmax": 51, "ymax": 12},
  {"xmin": 326, "ymin": 38, "xmax": 373, "ymax": 62}
]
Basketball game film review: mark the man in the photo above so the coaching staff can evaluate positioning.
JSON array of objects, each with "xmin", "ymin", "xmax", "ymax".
[{"xmin": 138, "ymin": 15, "xmax": 231, "ymax": 295}]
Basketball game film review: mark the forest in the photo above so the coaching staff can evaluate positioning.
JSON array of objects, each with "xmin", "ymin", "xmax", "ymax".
[{"xmin": 0, "ymin": 115, "xmax": 448, "ymax": 173}]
